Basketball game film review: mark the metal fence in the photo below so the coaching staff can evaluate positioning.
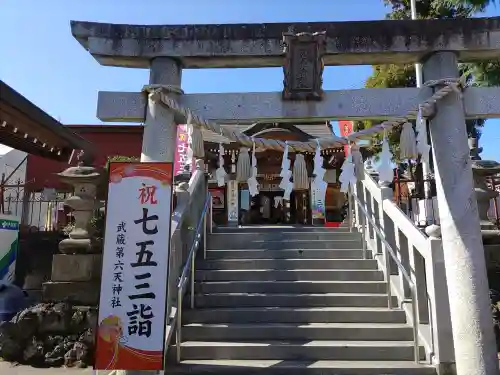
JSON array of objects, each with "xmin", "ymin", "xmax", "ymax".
[{"xmin": 1, "ymin": 177, "xmax": 72, "ymax": 232}]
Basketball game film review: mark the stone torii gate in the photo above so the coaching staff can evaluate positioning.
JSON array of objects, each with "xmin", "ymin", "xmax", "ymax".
[{"xmin": 71, "ymin": 17, "xmax": 500, "ymax": 375}]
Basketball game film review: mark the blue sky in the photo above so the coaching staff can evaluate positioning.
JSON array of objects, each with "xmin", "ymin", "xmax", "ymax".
[{"xmin": 1, "ymin": 0, "xmax": 499, "ymax": 159}]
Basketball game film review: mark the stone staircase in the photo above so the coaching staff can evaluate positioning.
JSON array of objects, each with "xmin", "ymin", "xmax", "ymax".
[{"xmin": 170, "ymin": 226, "xmax": 436, "ymax": 375}]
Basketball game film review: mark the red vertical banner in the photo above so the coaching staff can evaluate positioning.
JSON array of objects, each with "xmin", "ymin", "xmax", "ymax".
[
  {"xmin": 174, "ymin": 125, "xmax": 188, "ymax": 176},
  {"xmin": 338, "ymin": 121, "xmax": 354, "ymax": 156}
]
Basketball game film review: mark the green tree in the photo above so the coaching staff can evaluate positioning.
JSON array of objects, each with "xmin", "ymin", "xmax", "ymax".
[{"xmin": 359, "ymin": 0, "xmax": 495, "ymax": 159}]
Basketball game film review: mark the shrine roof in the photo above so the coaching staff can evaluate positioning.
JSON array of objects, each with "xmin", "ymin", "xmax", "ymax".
[
  {"xmin": 0, "ymin": 80, "xmax": 94, "ymax": 161},
  {"xmin": 71, "ymin": 17, "xmax": 500, "ymax": 68},
  {"xmin": 201, "ymin": 122, "xmax": 333, "ymax": 144}
]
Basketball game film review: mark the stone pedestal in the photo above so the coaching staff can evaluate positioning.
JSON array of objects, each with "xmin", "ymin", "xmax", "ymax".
[
  {"xmin": 42, "ymin": 162, "xmax": 103, "ymax": 305},
  {"xmin": 43, "ymin": 254, "xmax": 102, "ymax": 305}
]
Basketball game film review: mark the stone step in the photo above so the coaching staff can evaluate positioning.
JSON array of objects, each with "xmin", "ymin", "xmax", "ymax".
[
  {"xmin": 213, "ymin": 226, "xmax": 353, "ymax": 233},
  {"xmin": 177, "ymin": 341, "xmax": 426, "ymax": 361},
  {"xmin": 168, "ymin": 360, "xmax": 436, "ymax": 375},
  {"xmin": 194, "ymin": 293, "xmax": 397, "ymax": 308},
  {"xmin": 205, "ymin": 249, "xmax": 370, "ymax": 260},
  {"xmin": 195, "ymin": 269, "xmax": 384, "ymax": 282},
  {"xmin": 182, "ymin": 323, "xmax": 414, "ymax": 341},
  {"xmin": 197, "ymin": 259, "xmax": 378, "ymax": 270},
  {"xmin": 208, "ymin": 239, "xmax": 362, "ymax": 250},
  {"xmin": 183, "ymin": 307, "xmax": 407, "ymax": 324},
  {"xmin": 195, "ymin": 281, "xmax": 387, "ymax": 294},
  {"xmin": 208, "ymin": 232, "xmax": 361, "ymax": 247}
]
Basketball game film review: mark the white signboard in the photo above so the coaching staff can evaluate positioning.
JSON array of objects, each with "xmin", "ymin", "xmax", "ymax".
[
  {"xmin": 227, "ymin": 180, "xmax": 239, "ymax": 223},
  {"xmin": 95, "ymin": 162, "xmax": 173, "ymax": 371},
  {"xmin": 0, "ymin": 214, "xmax": 20, "ymax": 285}
]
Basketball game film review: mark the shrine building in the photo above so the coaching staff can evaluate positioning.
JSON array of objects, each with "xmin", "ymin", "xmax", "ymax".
[{"xmin": 26, "ymin": 121, "xmax": 349, "ymax": 228}]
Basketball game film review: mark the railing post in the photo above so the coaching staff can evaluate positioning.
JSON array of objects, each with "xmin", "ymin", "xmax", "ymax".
[
  {"xmin": 176, "ymin": 286, "xmax": 182, "ymax": 363},
  {"xmin": 175, "ymin": 182, "xmax": 190, "ymax": 207},
  {"xmin": 190, "ymin": 252, "xmax": 195, "ymax": 309},
  {"xmin": 354, "ymin": 182, "xmax": 368, "ymax": 259},
  {"xmin": 378, "ymin": 180, "xmax": 395, "ymax": 306},
  {"xmin": 203, "ymin": 209, "xmax": 207, "ymax": 260},
  {"xmin": 348, "ymin": 187, "xmax": 353, "ymax": 232},
  {"xmin": 425, "ymin": 224, "xmax": 455, "ymax": 372}
]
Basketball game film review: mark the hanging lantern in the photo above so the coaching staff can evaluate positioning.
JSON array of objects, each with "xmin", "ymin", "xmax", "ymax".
[
  {"xmin": 293, "ymin": 154, "xmax": 309, "ymax": 190},
  {"xmin": 236, "ymin": 147, "xmax": 251, "ymax": 182},
  {"xmin": 400, "ymin": 122, "xmax": 418, "ymax": 160}
]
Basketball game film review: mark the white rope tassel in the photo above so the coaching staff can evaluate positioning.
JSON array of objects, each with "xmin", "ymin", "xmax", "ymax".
[
  {"xmin": 215, "ymin": 143, "xmax": 227, "ymax": 187},
  {"xmin": 187, "ymin": 114, "xmax": 205, "ymax": 158},
  {"xmin": 247, "ymin": 141, "xmax": 259, "ymax": 197},
  {"xmin": 339, "ymin": 146, "xmax": 356, "ymax": 193},
  {"xmin": 416, "ymin": 106, "xmax": 431, "ymax": 163},
  {"xmin": 279, "ymin": 142, "xmax": 293, "ymax": 201},
  {"xmin": 293, "ymin": 154, "xmax": 309, "ymax": 190},
  {"xmin": 399, "ymin": 122, "xmax": 418, "ymax": 160},
  {"xmin": 236, "ymin": 147, "xmax": 251, "ymax": 182},
  {"xmin": 377, "ymin": 131, "xmax": 394, "ymax": 184}
]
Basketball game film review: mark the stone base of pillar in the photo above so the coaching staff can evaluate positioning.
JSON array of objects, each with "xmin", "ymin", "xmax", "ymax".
[
  {"xmin": 58, "ymin": 238, "xmax": 92, "ymax": 254},
  {"xmin": 42, "ymin": 254, "xmax": 102, "ymax": 305},
  {"xmin": 437, "ymin": 362, "xmax": 456, "ymax": 375}
]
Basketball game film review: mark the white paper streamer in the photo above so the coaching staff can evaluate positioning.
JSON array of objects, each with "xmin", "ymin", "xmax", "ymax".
[
  {"xmin": 247, "ymin": 141, "xmax": 259, "ymax": 197},
  {"xmin": 312, "ymin": 139, "xmax": 327, "ymax": 190},
  {"xmin": 377, "ymin": 132, "xmax": 394, "ymax": 183},
  {"xmin": 274, "ymin": 196, "xmax": 283, "ymax": 208},
  {"xmin": 279, "ymin": 142, "xmax": 293, "ymax": 200},
  {"xmin": 339, "ymin": 146, "xmax": 357, "ymax": 193},
  {"xmin": 416, "ymin": 107, "xmax": 431, "ymax": 163},
  {"xmin": 312, "ymin": 140, "xmax": 328, "ymax": 218},
  {"xmin": 215, "ymin": 143, "xmax": 227, "ymax": 187}
]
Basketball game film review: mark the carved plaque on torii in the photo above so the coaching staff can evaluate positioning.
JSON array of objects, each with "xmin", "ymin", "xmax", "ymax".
[{"xmin": 282, "ymin": 31, "xmax": 326, "ymax": 101}]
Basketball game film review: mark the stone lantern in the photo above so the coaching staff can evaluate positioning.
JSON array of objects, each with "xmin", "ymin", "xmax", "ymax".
[
  {"xmin": 43, "ymin": 160, "xmax": 104, "ymax": 306},
  {"xmin": 57, "ymin": 164, "xmax": 103, "ymax": 254},
  {"xmin": 467, "ymin": 138, "xmax": 500, "ymax": 270}
]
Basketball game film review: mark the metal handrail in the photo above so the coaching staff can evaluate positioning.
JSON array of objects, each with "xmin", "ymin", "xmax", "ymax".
[
  {"xmin": 349, "ymin": 189, "xmax": 420, "ymax": 364},
  {"xmin": 175, "ymin": 192, "xmax": 212, "ymax": 363}
]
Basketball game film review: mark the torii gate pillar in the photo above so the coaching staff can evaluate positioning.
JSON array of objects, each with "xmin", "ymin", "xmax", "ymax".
[
  {"xmin": 141, "ymin": 57, "xmax": 182, "ymax": 163},
  {"xmin": 423, "ymin": 51, "xmax": 498, "ymax": 375},
  {"xmin": 119, "ymin": 58, "xmax": 181, "ymax": 375}
]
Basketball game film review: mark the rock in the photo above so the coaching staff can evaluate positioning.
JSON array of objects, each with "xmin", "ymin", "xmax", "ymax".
[
  {"xmin": 11, "ymin": 308, "xmax": 39, "ymax": 340},
  {"xmin": 85, "ymin": 308, "xmax": 98, "ymax": 330},
  {"xmin": 0, "ymin": 322, "xmax": 23, "ymax": 361},
  {"xmin": 69, "ymin": 310, "xmax": 86, "ymax": 333},
  {"xmin": 64, "ymin": 341, "xmax": 89, "ymax": 367},
  {"xmin": 490, "ymin": 288, "xmax": 500, "ymax": 351},
  {"xmin": 0, "ymin": 303, "xmax": 96, "ymax": 368},
  {"xmin": 79, "ymin": 328, "xmax": 94, "ymax": 347},
  {"xmin": 23, "ymin": 337, "xmax": 46, "ymax": 366},
  {"xmin": 44, "ymin": 336, "xmax": 66, "ymax": 367}
]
